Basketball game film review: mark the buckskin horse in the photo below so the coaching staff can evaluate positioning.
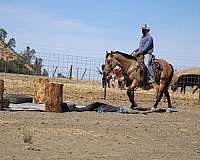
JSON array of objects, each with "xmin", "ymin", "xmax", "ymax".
[{"xmin": 103, "ymin": 51, "xmax": 174, "ymax": 110}]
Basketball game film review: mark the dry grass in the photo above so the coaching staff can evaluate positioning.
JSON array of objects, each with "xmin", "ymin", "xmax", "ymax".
[
  {"xmin": 176, "ymin": 67, "xmax": 200, "ymax": 76},
  {"xmin": 23, "ymin": 129, "xmax": 32, "ymax": 144}
]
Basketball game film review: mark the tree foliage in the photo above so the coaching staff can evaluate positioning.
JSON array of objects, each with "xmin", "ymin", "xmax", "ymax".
[
  {"xmin": 57, "ymin": 73, "xmax": 66, "ymax": 78},
  {"xmin": 0, "ymin": 59, "xmax": 33, "ymax": 74},
  {"xmin": 0, "ymin": 28, "xmax": 7, "ymax": 42},
  {"xmin": 33, "ymin": 57, "xmax": 43, "ymax": 75},
  {"xmin": 42, "ymin": 69, "xmax": 49, "ymax": 77},
  {"xmin": 20, "ymin": 46, "xmax": 36, "ymax": 64},
  {"xmin": 7, "ymin": 38, "xmax": 16, "ymax": 48}
]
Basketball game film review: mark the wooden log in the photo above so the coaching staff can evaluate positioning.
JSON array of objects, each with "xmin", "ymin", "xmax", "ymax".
[
  {"xmin": 0, "ymin": 80, "xmax": 4, "ymax": 111},
  {"xmin": 33, "ymin": 77, "xmax": 49, "ymax": 104},
  {"xmin": 76, "ymin": 67, "xmax": 79, "ymax": 81},
  {"xmin": 45, "ymin": 83, "xmax": 63, "ymax": 113}
]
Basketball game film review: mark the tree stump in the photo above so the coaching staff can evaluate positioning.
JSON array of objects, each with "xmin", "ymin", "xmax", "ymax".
[
  {"xmin": 45, "ymin": 83, "xmax": 63, "ymax": 113},
  {"xmin": 0, "ymin": 80, "xmax": 4, "ymax": 111},
  {"xmin": 33, "ymin": 77, "xmax": 49, "ymax": 104}
]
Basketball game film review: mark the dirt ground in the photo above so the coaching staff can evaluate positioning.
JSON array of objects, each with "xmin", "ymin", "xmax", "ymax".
[
  {"xmin": 0, "ymin": 74, "xmax": 200, "ymax": 160},
  {"xmin": 0, "ymin": 108, "xmax": 200, "ymax": 160}
]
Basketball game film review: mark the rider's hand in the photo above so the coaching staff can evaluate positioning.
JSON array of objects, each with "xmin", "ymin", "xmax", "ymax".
[
  {"xmin": 132, "ymin": 52, "xmax": 139, "ymax": 57},
  {"xmin": 131, "ymin": 49, "xmax": 138, "ymax": 55}
]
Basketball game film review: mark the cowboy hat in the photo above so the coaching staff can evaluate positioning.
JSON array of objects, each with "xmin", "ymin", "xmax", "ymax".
[{"xmin": 141, "ymin": 24, "xmax": 150, "ymax": 30}]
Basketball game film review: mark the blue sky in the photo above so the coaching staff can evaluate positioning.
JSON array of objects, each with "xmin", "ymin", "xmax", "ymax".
[{"xmin": 0, "ymin": 0, "xmax": 200, "ymax": 68}]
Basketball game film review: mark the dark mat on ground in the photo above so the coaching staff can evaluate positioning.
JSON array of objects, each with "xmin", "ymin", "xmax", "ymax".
[
  {"xmin": 4, "ymin": 94, "xmax": 33, "ymax": 104},
  {"xmin": 62, "ymin": 102, "xmax": 126, "ymax": 113},
  {"xmin": 62, "ymin": 102, "xmax": 178, "ymax": 114},
  {"xmin": 2, "ymin": 98, "xmax": 178, "ymax": 114}
]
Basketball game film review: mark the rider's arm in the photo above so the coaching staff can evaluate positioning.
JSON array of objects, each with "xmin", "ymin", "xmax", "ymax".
[{"xmin": 131, "ymin": 48, "xmax": 139, "ymax": 55}]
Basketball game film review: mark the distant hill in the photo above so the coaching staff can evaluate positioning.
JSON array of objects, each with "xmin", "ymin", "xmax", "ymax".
[
  {"xmin": 175, "ymin": 67, "xmax": 200, "ymax": 76},
  {"xmin": 0, "ymin": 40, "xmax": 17, "ymax": 61},
  {"xmin": 0, "ymin": 40, "xmax": 34, "ymax": 74}
]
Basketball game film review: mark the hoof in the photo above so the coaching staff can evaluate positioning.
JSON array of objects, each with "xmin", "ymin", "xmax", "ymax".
[
  {"xmin": 131, "ymin": 103, "xmax": 137, "ymax": 110},
  {"xmin": 151, "ymin": 107, "xmax": 156, "ymax": 111},
  {"xmin": 168, "ymin": 105, "xmax": 176, "ymax": 109},
  {"xmin": 166, "ymin": 108, "xmax": 171, "ymax": 113},
  {"xmin": 143, "ymin": 85, "xmax": 150, "ymax": 90}
]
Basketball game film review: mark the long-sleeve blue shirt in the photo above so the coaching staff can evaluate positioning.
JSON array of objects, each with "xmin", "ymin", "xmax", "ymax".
[{"xmin": 139, "ymin": 34, "xmax": 154, "ymax": 54}]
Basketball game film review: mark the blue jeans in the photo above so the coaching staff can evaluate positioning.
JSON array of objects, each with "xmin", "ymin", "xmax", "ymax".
[{"xmin": 144, "ymin": 53, "xmax": 154, "ymax": 79}]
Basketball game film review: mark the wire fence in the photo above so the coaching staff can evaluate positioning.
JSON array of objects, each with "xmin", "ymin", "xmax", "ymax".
[{"xmin": 37, "ymin": 52, "xmax": 104, "ymax": 81}]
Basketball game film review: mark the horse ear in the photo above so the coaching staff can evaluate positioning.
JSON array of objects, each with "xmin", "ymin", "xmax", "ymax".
[
  {"xmin": 108, "ymin": 50, "xmax": 113, "ymax": 58},
  {"xmin": 106, "ymin": 51, "xmax": 109, "ymax": 58}
]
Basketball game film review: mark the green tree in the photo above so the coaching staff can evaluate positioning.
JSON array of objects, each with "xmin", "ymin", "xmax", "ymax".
[
  {"xmin": 33, "ymin": 57, "xmax": 43, "ymax": 75},
  {"xmin": 7, "ymin": 38, "xmax": 16, "ymax": 48},
  {"xmin": 0, "ymin": 28, "xmax": 7, "ymax": 42},
  {"xmin": 42, "ymin": 69, "xmax": 49, "ymax": 77},
  {"xmin": 20, "ymin": 46, "xmax": 36, "ymax": 64},
  {"xmin": 57, "ymin": 73, "xmax": 66, "ymax": 78}
]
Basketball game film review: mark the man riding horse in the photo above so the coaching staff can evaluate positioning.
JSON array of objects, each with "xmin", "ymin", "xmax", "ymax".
[
  {"xmin": 132, "ymin": 24, "xmax": 155, "ymax": 83},
  {"xmin": 103, "ymin": 24, "xmax": 174, "ymax": 109}
]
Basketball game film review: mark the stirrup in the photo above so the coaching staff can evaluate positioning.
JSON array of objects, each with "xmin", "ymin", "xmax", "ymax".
[{"xmin": 148, "ymin": 79, "xmax": 155, "ymax": 83}]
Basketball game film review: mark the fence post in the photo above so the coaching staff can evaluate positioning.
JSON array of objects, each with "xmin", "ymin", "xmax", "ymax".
[
  {"xmin": 198, "ymin": 88, "xmax": 200, "ymax": 104},
  {"xmin": 52, "ymin": 66, "xmax": 58, "ymax": 77},
  {"xmin": 77, "ymin": 67, "xmax": 79, "ymax": 81},
  {"xmin": 81, "ymin": 69, "xmax": 87, "ymax": 80},
  {"xmin": 69, "ymin": 65, "xmax": 73, "ymax": 80},
  {"xmin": 0, "ymin": 80, "xmax": 4, "ymax": 111}
]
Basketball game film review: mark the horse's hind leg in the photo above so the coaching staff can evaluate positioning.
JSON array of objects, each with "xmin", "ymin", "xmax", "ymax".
[{"xmin": 163, "ymin": 89, "xmax": 172, "ymax": 108}]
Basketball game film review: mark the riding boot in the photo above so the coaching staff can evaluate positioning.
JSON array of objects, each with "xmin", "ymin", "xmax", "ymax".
[{"xmin": 148, "ymin": 76, "xmax": 155, "ymax": 83}]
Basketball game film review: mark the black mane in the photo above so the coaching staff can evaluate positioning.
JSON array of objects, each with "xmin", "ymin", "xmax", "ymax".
[
  {"xmin": 114, "ymin": 51, "xmax": 135, "ymax": 59},
  {"xmin": 106, "ymin": 50, "xmax": 135, "ymax": 59}
]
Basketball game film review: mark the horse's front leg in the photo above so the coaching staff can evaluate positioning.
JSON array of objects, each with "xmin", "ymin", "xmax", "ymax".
[{"xmin": 127, "ymin": 80, "xmax": 138, "ymax": 109}]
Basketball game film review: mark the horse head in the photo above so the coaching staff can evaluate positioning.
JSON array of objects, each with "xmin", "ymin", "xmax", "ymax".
[{"xmin": 103, "ymin": 51, "xmax": 118, "ymax": 77}]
